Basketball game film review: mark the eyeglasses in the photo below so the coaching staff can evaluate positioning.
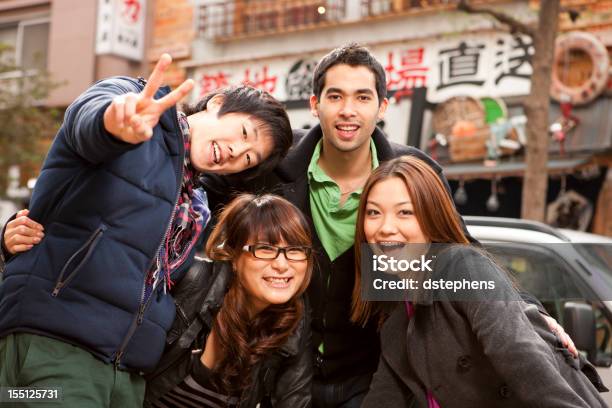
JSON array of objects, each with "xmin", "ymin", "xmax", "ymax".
[{"xmin": 242, "ymin": 243, "xmax": 311, "ymax": 261}]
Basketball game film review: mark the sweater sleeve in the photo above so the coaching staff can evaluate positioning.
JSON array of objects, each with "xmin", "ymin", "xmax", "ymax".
[{"xmin": 62, "ymin": 76, "xmax": 144, "ymax": 164}]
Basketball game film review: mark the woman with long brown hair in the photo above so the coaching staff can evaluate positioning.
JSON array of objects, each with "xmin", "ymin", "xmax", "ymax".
[
  {"xmin": 352, "ymin": 155, "xmax": 606, "ymax": 408},
  {"xmin": 144, "ymin": 193, "xmax": 313, "ymax": 407}
]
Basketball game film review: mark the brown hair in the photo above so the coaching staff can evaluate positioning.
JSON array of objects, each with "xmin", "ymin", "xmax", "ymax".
[
  {"xmin": 351, "ymin": 155, "xmax": 469, "ymax": 327},
  {"xmin": 205, "ymin": 193, "xmax": 313, "ymax": 396}
]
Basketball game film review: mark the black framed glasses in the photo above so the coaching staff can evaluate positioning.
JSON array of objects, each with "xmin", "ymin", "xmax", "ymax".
[{"xmin": 242, "ymin": 243, "xmax": 311, "ymax": 261}]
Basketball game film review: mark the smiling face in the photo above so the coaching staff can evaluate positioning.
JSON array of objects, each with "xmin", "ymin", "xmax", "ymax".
[
  {"xmin": 310, "ymin": 64, "xmax": 388, "ymax": 156},
  {"xmin": 187, "ymin": 96, "xmax": 274, "ymax": 174},
  {"xmin": 234, "ymin": 239, "xmax": 308, "ymax": 315},
  {"xmin": 363, "ymin": 177, "xmax": 429, "ymax": 245}
]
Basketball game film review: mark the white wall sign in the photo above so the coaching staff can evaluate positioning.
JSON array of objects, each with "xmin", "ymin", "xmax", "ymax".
[
  {"xmin": 96, "ymin": 0, "xmax": 146, "ymax": 61},
  {"xmin": 192, "ymin": 33, "xmax": 534, "ymax": 104}
]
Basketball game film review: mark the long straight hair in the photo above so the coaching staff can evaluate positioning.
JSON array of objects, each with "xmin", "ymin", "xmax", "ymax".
[
  {"xmin": 351, "ymin": 155, "xmax": 469, "ymax": 327},
  {"xmin": 205, "ymin": 193, "xmax": 313, "ymax": 396}
]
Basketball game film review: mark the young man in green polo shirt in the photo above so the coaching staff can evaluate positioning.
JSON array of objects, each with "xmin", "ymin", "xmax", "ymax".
[{"xmin": 300, "ymin": 44, "xmax": 411, "ymax": 406}]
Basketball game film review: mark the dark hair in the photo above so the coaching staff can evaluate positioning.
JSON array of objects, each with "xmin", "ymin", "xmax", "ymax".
[
  {"xmin": 351, "ymin": 156, "xmax": 469, "ymax": 327},
  {"xmin": 312, "ymin": 42, "xmax": 387, "ymax": 104},
  {"xmin": 205, "ymin": 193, "xmax": 313, "ymax": 396},
  {"xmin": 182, "ymin": 86, "xmax": 292, "ymax": 180}
]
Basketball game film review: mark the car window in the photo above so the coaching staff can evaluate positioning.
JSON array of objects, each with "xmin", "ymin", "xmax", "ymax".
[
  {"xmin": 484, "ymin": 243, "xmax": 612, "ymax": 364},
  {"xmin": 574, "ymin": 244, "xmax": 612, "ymax": 282},
  {"xmin": 483, "ymin": 244, "xmax": 583, "ymax": 322}
]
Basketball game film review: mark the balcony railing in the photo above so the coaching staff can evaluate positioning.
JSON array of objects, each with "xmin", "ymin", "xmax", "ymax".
[
  {"xmin": 199, "ymin": 1, "xmax": 347, "ymax": 40},
  {"xmin": 198, "ymin": 0, "xmax": 511, "ymax": 40},
  {"xmin": 361, "ymin": 0, "xmax": 459, "ymax": 18}
]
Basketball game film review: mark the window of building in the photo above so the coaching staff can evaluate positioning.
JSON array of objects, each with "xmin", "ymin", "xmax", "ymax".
[{"xmin": 0, "ymin": 18, "xmax": 50, "ymax": 74}]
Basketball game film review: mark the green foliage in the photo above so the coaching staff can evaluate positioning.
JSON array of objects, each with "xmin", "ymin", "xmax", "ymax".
[{"xmin": 0, "ymin": 43, "xmax": 62, "ymax": 196}]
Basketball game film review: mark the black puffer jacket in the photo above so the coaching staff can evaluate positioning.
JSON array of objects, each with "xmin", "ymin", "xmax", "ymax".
[
  {"xmin": 0, "ymin": 77, "xmax": 190, "ymax": 372},
  {"xmin": 144, "ymin": 258, "xmax": 313, "ymax": 408}
]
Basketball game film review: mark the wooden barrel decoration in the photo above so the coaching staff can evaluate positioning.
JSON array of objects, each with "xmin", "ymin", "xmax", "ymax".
[
  {"xmin": 550, "ymin": 31, "xmax": 609, "ymax": 106},
  {"xmin": 432, "ymin": 96, "xmax": 490, "ymax": 162}
]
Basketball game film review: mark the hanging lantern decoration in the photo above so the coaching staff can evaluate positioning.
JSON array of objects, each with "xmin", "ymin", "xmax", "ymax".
[
  {"xmin": 454, "ymin": 179, "xmax": 468, "ymax": 206},
  {"xmin": 486, "ymin": 178, "xmax": 500, "ymax": 212}
]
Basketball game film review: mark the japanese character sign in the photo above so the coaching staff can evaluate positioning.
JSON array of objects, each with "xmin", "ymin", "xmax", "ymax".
[
  {"xmin": 242, "ymin": 66, "xmax": 277, "ymax": 94},
  {"xmin": 494, "ymin": 34, "xmax": 534, "ymax": 85},
  {"xmin": 199, "ymin": 71, "xmax": 231, "ymax": 96},
  {"xmin": 96, "ymin": 0, "xmax": 146, "ymax": 60},
  {"xmin": 285, "ymin": 59, "xmax": 317, "ymax": 101},
  {"xmin": 437, "ymin": 41, "xmax": 486, "ymax": 90},
  {"xmin": 385, "ymin": 48, "xmax": 429, "ymax": 100}
]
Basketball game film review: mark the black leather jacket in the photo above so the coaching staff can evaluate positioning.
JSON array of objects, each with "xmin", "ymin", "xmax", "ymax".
[{"xmin": 143, "ymin": 258, "xmax": 313, "ymax": 408}]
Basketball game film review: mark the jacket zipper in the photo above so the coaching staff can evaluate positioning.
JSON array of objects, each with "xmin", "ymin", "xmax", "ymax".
[
  {"xmin": 114, "ymin": 109, "xmax": 185, "ymax": 369},
  {"xmin": 52, "ymin": 224, "xmax": 107, "ymax": 297}
]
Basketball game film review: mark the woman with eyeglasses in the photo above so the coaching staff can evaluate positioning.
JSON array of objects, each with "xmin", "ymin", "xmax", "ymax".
[{"xmin": 143, "ymin": 193, "xmax": 314, "ymax": 408}]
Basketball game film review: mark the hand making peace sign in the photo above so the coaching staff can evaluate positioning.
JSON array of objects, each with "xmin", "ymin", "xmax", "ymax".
[{"xmin": 103, "ymin": 53, "xmax": 195, "ymax": 144}]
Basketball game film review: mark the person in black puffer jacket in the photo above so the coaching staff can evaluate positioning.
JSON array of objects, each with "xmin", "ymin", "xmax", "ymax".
[
  {"xmin": 0, "ymin": 54, "xmax": 292, "ymax": 407},
  {"xmin": 144, "ymin": 193, "xmax": 313, "ymax": 408}
]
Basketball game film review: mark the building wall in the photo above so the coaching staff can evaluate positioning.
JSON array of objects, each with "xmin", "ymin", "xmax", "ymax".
[
  {"xmin": 0, "ymin": 0, "xmax": 49, "ymax": 20},
  {"xmin": 46, "ymin": 0, "xmax": 152, "ymax": 106},
  {"xmin": 147, "ymin": 0, "xmax": 194, "ymax": 87},
  {"xmin": 46, "ymin": 0, "xmax": 97, "ymax": 106},
  {"xmin": 0, "ymin": 0, "xmax": 51, "ymax": 74}
]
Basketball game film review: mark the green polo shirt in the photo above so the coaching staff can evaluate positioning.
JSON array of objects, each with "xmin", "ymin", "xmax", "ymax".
[{"xmin": 307, "ymin": 140, "xmax": 379, "ymax": 261}]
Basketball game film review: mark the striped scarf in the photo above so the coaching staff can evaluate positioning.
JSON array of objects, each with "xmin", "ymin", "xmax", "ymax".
[{"xmin": 144, "ymin": 112, "xmax": 210, "ymax": 300}]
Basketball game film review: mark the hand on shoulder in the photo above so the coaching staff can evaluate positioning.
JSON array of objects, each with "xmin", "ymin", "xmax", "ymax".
[{"xmin": 3, "ymin": 210, "xmax": 44, "ymax": 255}]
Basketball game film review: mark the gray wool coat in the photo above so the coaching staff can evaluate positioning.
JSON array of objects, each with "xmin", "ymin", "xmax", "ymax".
[{"xmin": 362, "ymin": 246, "xmax": 608, "ymax": 408}]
